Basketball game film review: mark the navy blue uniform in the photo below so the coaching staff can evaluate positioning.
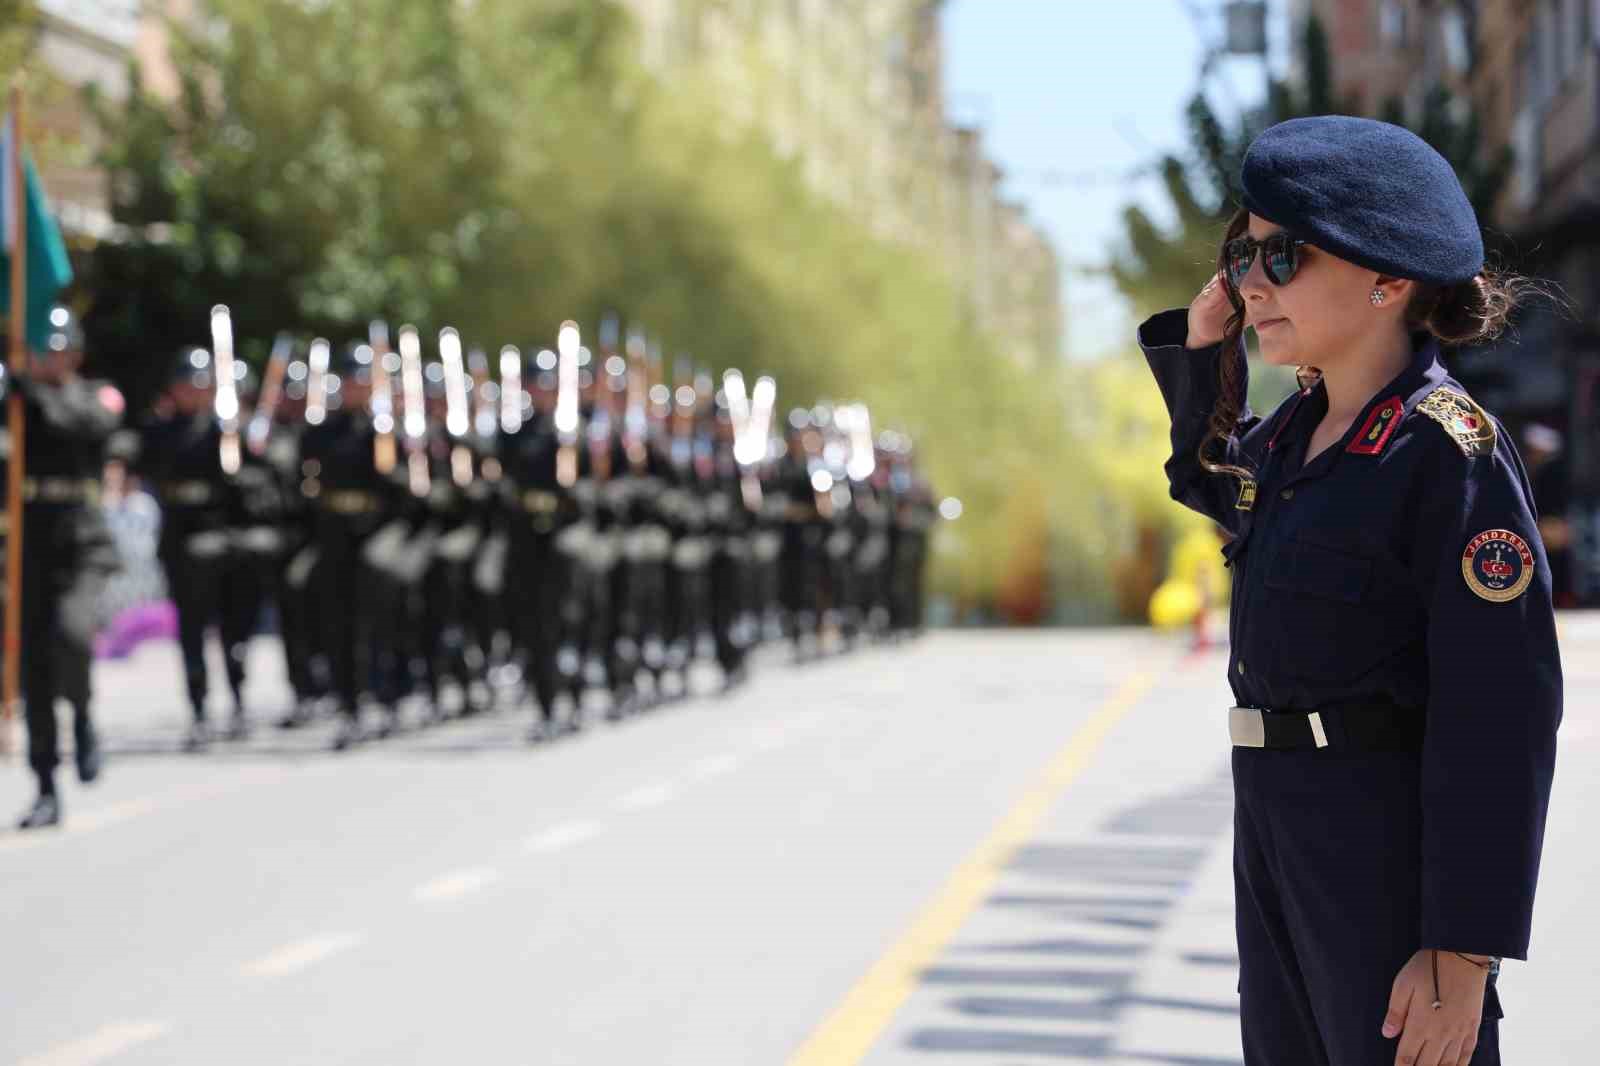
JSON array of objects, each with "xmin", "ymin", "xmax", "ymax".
[{"xmin": 1140, "ymin": 308, "xmax": 1561, "ymax": 1065}]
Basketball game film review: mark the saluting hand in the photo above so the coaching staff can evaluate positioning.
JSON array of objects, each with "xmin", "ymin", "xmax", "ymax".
[
  {"xmin": 1382, "ymin": 949, "xmax": 1489, "ymax": 1066},
  {"xmin": 1185, "ymin": 271, "xmax": 1233, "ymax": 350}
]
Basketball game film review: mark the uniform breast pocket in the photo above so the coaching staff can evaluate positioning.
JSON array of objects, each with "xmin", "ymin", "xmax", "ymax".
[{"xmin": 1261, "ymin": 535, "xmax": 1385, "ymax": 680}]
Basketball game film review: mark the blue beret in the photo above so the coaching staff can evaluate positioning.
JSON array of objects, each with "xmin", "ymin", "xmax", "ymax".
[{"xmin": 1240, "ymin": 116, "xmax": 1483, "ymax": 287}]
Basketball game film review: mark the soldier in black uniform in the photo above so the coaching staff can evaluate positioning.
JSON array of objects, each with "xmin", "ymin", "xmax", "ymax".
[
  {"xmin": 131, "ymin": 349, "xmax": 268, "ymax": 748},
  {"xmin": 704, "ymin": 393, "xmax": 755, "ymax": 689},
  {"xmin": 501, "ymin": 356, "xmax": 584, "ymax": 739},
  {"xmin": 263, "ymin": 355, "xmax": 328, "ymax": 728},
  {"xmin": 850, "ymin": 446, "xmax": 895, "ymax": 642},
  {"xmin": 612, "ymin": 351, "xmax": 675, "ymax": 706},
  {"xmin": 658, "ymin": 377, "xmax": 714, "ymax": 694},
  {"xmin": 414, "ymin": 354, "xmax": 493, "ymax": 720},
  {"xmin": 297, "ymin": 342, "xmax": 399, "ymax": 750},
  {"xmin": 777, "ymin": 409, "xmax": 825, "ymax": 657},
  {"xmin": 4, "ymin": 306, "xmax": 122, "ymax": 829},
  {"xmin": 581, "ymin": 360, "xmax": 642, "ymax": 719}
]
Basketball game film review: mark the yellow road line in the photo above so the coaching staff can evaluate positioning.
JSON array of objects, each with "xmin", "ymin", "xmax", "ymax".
[{"xmin": 786, "ymin": 671, "xmax": 1156, "ymax": 1066}]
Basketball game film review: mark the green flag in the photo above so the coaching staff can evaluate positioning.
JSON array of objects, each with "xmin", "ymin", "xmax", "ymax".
[{"xmin": 1, "ymin": 115, "xmax": 75, "ymax": 352}]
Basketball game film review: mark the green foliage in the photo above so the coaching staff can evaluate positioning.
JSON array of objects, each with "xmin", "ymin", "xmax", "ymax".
[
  {"xmin": 0, "ymin": 0, "xmax": 36, "ymax": 84},
  {"xmin": 78, "ymin": 0, "xmax": 1071, "ymax": 614}
]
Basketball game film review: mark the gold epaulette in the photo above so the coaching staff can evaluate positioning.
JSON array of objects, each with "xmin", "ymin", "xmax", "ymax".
[{"xmin": 1416, "ymin": 387, "xmax": 1496, "ymax": 457}]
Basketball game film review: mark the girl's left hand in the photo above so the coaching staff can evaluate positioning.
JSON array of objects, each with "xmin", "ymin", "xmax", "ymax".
[{"xmin": 1382, "ymin": 949, "xmax": 1489, "ymax": 1066}]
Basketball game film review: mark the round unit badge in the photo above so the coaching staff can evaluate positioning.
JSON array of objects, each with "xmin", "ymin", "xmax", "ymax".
[{"xmin": 1461, "ymin": 529, "xmax": 1535, "ymax": 603}]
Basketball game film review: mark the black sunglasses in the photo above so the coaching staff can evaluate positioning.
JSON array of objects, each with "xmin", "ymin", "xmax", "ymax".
[{"xmin": 1223, "ymin": 233, "xmax": 1310, "ymax": 289}]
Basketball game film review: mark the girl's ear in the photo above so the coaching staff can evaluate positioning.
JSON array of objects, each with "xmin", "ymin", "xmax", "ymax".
[{"xmin": 1372, "ymin": 275, "xmax": 1413, "ymax": 307}]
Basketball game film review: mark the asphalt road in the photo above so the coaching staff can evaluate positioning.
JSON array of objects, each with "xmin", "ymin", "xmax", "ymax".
[{"xmin": 2, "ymin": 619, "xmax": 1596, "ymax": 1065}]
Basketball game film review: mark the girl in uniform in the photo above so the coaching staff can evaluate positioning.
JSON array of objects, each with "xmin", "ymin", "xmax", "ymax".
[{"xmin": 1140, "ymin": 115, "xmax": 1562, "ymax": 1066}]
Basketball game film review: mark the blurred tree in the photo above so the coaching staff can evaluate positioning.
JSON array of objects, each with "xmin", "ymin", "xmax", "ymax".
[
  {"xmin": 74, "ymin": 0, "xmax": 1077, "ymax": 614},
  {"xmin": 0, "ymin": 0, "xmax": 35, "ymax": 83}
]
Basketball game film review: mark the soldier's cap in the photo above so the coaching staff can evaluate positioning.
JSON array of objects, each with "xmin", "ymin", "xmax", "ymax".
[
  {"xmin": 172, "ymin": 347, "xmax": 214, "ymax": 389},
  {"xmin": 1240, "ymin": 116, "xmax": 1483, "ymax": 287},
  {"xmin": 45, "ymin": 304, "xmax": 85, "ymax": 355},
  {"xmin": 423, "ymin": 361, "xmax": 446, "ymax": 398},
  {"xmin": 332, "ymin": 342, "xmax": 375, "ymax": 384}
]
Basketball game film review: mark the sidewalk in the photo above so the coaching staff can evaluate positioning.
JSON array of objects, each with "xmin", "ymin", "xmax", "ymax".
[{"xmin": 858, "ymin": 610, "xmax": 1600, "ymax": 1064}]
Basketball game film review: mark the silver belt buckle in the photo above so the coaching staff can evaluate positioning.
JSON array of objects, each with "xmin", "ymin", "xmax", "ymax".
[
  {"xmin": 1229, "ymin": 706, "xmax": 1265, "ymax": 748},
  {"xmin": 1230, "ymin": 706, "xmax": 1330, "ymax": 749}
]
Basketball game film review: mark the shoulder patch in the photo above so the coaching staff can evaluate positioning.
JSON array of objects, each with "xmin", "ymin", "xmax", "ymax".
[
  {"xmin": 1462, "ymin": 528, "xmax": 1535, "ymax": 603},
  {"xmin": 1417, "ymin": 388, "xmax": 1496, "ymax": 457}
]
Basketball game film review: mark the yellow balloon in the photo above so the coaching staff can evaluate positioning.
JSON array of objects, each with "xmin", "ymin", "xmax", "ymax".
[
  {"xmin": 1149, "ymin": 579, "xmax": 1201, "ymax": 629},
  {"xmin": 1171, "ymin": 527, "xmax": 1224, "ymax": 583}
]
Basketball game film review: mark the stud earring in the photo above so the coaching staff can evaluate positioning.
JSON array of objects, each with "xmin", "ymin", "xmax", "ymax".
[{"xmin": 1370, "ymin": 288, "xmax": 1387, "ymax": 306}]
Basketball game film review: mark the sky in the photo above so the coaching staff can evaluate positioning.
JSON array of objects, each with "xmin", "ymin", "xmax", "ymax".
[{"xmin": 942, "ymin": 0, "xmax": 1287, "ymax": 359}]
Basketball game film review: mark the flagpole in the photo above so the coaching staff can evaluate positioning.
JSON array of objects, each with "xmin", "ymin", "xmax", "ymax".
[{"xmin": 3, "ymin": 76, "xmax": 29, "ymax": 755}]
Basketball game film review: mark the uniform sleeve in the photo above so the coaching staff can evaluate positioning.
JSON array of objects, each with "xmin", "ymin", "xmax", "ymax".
[
  {"xmin": 17, "ymin": 376, "xmax": 121, "ymax": 440},
  {"xmin": 1138, "ymin": 309, "xmax": 1259, "ymax": 532},
  {"xmin": 1411, "ymin": 430, "xmax": 1562, "ymax": 961}
]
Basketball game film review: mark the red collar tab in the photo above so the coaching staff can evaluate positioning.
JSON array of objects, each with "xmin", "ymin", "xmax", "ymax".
[{"xmin": 1346, "ymin": 395, "xmax": 1405, "ymax": 456}]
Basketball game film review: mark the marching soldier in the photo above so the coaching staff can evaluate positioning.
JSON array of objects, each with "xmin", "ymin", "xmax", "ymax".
[
  {"xmin": 4, "ymin": 306, "xmax": 122, "ymax": 830},
  {"xmin": 777, "ymin": 409, "xmax": 825, "ymax": 657},
  {"xmin": 414, "ymin": 332, "xmax": 494, "ymax": 719},
  {"xmin": 297, "ymin": 339, "xmax": 402, "ymax": 750},
  {"xmin": 501, "ymin": 341, "xmax": 583, "ymax": 740},
  {"xmin": 130, "ymin": 348, "xmax": 267, "ymax": 748},
  {"xmin": 258, "ymin": 346, "xmax": 330, "ymax": 729},
  {"xmin": 658, "ymin": 371, "xmax": 714, "ymax": 694},
  {"xmin": 580, "ymin": 342, "xmax": 641, "ymax": 719},
  {"xmin": 705, "ymin": 390, "xmax": 755, "ymax": 688}
]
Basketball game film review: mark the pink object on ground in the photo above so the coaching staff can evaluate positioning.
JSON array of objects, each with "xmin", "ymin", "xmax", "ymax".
[{"xmin": 94, "ymin": 600, "xmax": 179, "ymax": 660}]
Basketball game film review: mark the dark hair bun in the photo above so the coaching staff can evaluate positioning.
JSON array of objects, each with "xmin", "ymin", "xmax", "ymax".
[{"xmin": 1407, "ymin": 270, "xmax": 1525, "ymax": 346}]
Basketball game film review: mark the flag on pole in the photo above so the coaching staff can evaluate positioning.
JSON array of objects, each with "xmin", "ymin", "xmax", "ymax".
[{"xmin": 1, "ymin": 111, "xmax": 74, "ymax": 352}]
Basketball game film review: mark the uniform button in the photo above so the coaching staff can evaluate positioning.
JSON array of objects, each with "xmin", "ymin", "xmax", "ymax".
[
  {"xmin": 1280, "ymin": 488, "xmax": 1295, "ymax": 500},
  {"xmin": 1237, "ymin": 660, "xmax": 1246, "ymax": 676}
]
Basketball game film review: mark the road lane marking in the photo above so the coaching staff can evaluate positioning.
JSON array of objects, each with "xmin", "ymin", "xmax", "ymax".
[
  {"xmin": 523, "ymin": 821, "xmax": 602, "ymax": 853},
  {"xmin": 785, "ymin": 671, "xmax": 1157, "ymax": 1066},
  {"xmin": 240, "ymin": 932, "xmax": 362, "ymax": 978},
  {"xmin": 414, "ymin": 866, "xmax": 501, "ymax": 902},
  {"xmin": 17, "ymin": 1021, "xmax": 170, "ymax": 1066},
  {"xmin": 691, "ymin": 754, "xmax": 740, "ymax": 778},
  {"xmin": 614, "ymin": 783, "xmax": 676, "ymax": 810}
]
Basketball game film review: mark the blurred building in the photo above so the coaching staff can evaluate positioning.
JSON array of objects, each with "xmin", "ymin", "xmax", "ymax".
[
  {"xmin": 1291, "ymin": 0, "xmax": 1600, "ymax": 604},
  {"xmin": 23, "ymin": 0, "xmax": 190, "ymax": 239},
  {"xmin": 620, "ymin": 0, "xmax": 1063, "ymax": 367}
]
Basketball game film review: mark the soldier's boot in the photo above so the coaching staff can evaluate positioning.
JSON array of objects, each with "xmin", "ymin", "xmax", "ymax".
[
  {"xmin": 527, "ymin": 705, "xmax": 556, "ymax": 744},
  {"xmin": 331, "ymin": 713, "xmax": 361, "ymax": 752},
  {"xmin": 183, "ymin": 714, "xmax": 211, "ymax": 753},
  {"xmin": 17, "ymin": 791, "xmax": 62, "ymax": 831},
  {"xmin": 461, "ymin": 640, "xmax": 494, "ymax": 716},
  {"xmin": 225, "ymin": 650, "xmax": 250, "ymax": 740},
  {"xmin": 276, "ymin": 702, "xmax": 312, "ymax": 730},
  {"xmin": 375, "ymin": 702, "xmax": 402, "ymax": 740},
  {"xmin": 606, "ymin": 680, "xmax": 637, "ymax": 722},
  {"xmin": 72, "ymin": 705, "xmax": 103, "ymax": 784},
  {"xmin": 414, "ymin": 654, "xmax": 446, "ymax": 725}
]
